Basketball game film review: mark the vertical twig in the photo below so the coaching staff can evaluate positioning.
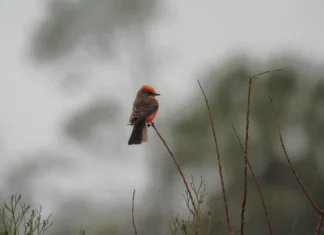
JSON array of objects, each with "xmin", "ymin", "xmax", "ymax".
[
  {"xmin": 269, "ymin": 95, "xmax": 322, "ymax": 214},
  {"xmin": 231, "ymin": 122, "xmax": 272, "ymax": 235},
  {"xmin": 269, "ymin": 93, "xmax": 324, "ymax": 235},
  {"xmin": 240, "ymin": 77, "xmax": 252, "ymax": 235},
  {"xmin": 132, "ymin": 190, "xmax": 138, "ymax": 235},
  {"xmin": 315, "ymin": 213, "xmax": 324, "ymax": 235},
  {"xmin": 150, "ymin": 123, "xmax": 198, "ymax": 216},
  {"xmin": 240, "ymin": 69, "xmax": 283, "ymax": 235},
  {"xmin": 198, "ymin": 80, "xmax": 232, "ymax": 234}
]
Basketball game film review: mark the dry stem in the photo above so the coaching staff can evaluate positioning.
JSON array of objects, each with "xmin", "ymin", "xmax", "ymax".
[
  {"xmin": 231, "ymin": 122, "xmax": 272, "ymax": 234},
  {"xmin": 269, "ymin": 94, "xmax": 324, "ymax": 235},
  {"xmin": 150, "ymin": 123, "xmax": 198, "ymax": 216},
  {"xmin": 240, "ymin": 69, "xmax": 283, "ymax": 235},
  {"xmin": 269, "ymin": 95, "xmax": 322, "ymax": 214},
  {"xmin": 198, "ymin": 80, "xmax": 232, "ymax": 234},
  {"xmin": 132, "ymin": 189, "xmax": 138, "ymax": 235},
  {"xmin": 315, "ymin": 213, "xmax": 324, "ymax": 235}
]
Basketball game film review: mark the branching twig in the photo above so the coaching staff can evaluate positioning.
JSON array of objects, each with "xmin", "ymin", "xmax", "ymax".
[
  {"xmin": 132, "ymin": 190, "xmax": 138, "ymax": 235},
  {"xmin": 269, "ymin": 95, "xmax": 323, "ymax": 215},
  {"xmin": 240, "ymin": 69, "xmax": 283, "ymax": 235},
  {"xmin": 250, "ymin": 70, "xmax": 283, "ymax": 81},
  {"xmin": 240, "ymin": 77, "xmax": 252, "ymax": 235},
  {"xmin": 198, "ymin": 80, "xmax": 232, "ymax": 234},
  {"xmin": 231, "ymin": 122, "xmax": 272, "ymax": 235},
  {"xmin": 150, "ymin": 123, "xmax": 198, "ymax": 217},
  {"xmin": 315, "ymin": 213, "xmax": 324, "ymax": 235}
]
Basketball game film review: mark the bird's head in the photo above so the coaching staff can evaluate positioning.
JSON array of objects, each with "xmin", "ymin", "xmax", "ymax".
[{"xmin": 137, "ymin": 85, "xmax": 160, "ymax": 98}]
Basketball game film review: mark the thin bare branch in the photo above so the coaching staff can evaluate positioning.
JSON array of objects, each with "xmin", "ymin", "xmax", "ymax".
[
  {"xmin": 132, "ymin": 190, "xmax": 138, "ymax": 235},
  {"xmin": 269, "ymin": 95, "xmax": 322, "ymax": 214},
  {"xmin": 251, "ymin": 69, "xmax": 284, "ymax": 81},
  {"xmin": 198, "ymin": 80, "xmax": 232, "ymax": 234},
  {"xmin": 150, "ymin": 123, "xmax": 198, "ymax": 216},
  {"xmin": 315, "ymin": 213, "xmax": 324, "ymax": 235},
  {"xmin": 240, "ymin": 69, "xmax": 283, "ymax": 235},
  {"xmin": 240, "ymin": 77, "xmax": 252, "ymax": 235},
  {"xmin": 231, "ymin": 122, "xmax": 272, "ymax": 235}
]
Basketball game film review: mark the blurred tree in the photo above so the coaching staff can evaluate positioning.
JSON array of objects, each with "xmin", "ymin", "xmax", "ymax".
[
  {"xmin": 27, "ymin": 0, "xmax": 166, "ymax": 150},
  {"xmin": 2, "ymin": 149, "xmax": 75, "ymax": 206},
  {"xmin": 31, "ymin": 0, "xmax": 161, "ymax": 62},
  {"xmin": 147, "ymin": 54, "xmax": 324, "ymax": 234},
  {"xmin": 49, "ymin": 197, "xmax": 118, "ymax": 235},
  {"xmin": 11, "ymin": 0, "xmax": 169, "ymax": 234},
  {"xmin": 25, "ymin": 1, "xmax": 324, "ymax": 234},
  {"xmin": 29, "ymin": 0, "xmax": 164, "ymax": 89},
  {"xmin": 27, "ymin": 0, "xmax": 166, "ymax": 153},
  {"xmin": 62, "ymin": 97, "xmax": 119, "ymax": 154}
]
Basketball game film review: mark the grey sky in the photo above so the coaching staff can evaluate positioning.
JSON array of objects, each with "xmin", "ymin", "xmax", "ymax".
[{"xmin": 1, "ymin": 0, "xmax": 324, "ymax": 216}]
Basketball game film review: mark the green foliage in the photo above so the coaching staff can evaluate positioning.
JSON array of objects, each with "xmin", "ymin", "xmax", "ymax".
[
  {"xmin": 169, "ymin": 177, "xmax": 215, "ymax": 235},
  {"xmin": 0, "ymin": 194, "xmax": 52, "ymax": 235}
]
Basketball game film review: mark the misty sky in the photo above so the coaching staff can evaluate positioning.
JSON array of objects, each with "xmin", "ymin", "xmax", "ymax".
[{"xmin": 1, "ymin": 0, "xmax": 324, "ymax": 215}]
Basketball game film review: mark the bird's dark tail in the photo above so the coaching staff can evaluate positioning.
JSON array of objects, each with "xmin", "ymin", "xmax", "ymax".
[{"xmin": 128, "ymin": 121, "xmax": 147, "ymax": 145}]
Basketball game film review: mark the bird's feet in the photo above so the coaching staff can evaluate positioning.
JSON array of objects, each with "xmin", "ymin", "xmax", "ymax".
[{"xmin": 147, "ymin": 122, "xmax": 154, "ymax": 128}]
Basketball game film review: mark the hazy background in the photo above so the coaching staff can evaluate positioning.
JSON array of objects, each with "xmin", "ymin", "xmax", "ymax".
[{"xmin": 1, "ymin": 0, "xmax": 324, "ymax": 234}]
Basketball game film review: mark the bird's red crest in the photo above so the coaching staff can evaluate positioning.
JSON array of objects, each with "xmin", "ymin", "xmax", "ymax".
[{"xmin": 141, "ymin": 85, "xmax": 155, "ymax": 93}]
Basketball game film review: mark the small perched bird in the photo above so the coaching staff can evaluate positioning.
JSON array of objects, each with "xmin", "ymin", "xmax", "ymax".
[{"xmin": 128, "ymin": 85, "xmax": 160, "ymax": 145}]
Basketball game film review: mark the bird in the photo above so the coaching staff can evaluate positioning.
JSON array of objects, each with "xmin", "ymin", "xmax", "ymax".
[{"xmin": 128, "ymin": 85, "xmax": 160, "ymax": 145}]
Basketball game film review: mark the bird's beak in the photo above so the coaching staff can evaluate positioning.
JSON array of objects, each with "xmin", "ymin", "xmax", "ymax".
[{"xmin": 154, "ymin": 92, "xmax": 160, "ymax": 96}]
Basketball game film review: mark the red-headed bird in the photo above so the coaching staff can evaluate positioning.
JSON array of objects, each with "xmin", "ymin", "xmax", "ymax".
[{"xmin": 128, "ymin": 85, "xmax": 160, "ymax": 145}]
